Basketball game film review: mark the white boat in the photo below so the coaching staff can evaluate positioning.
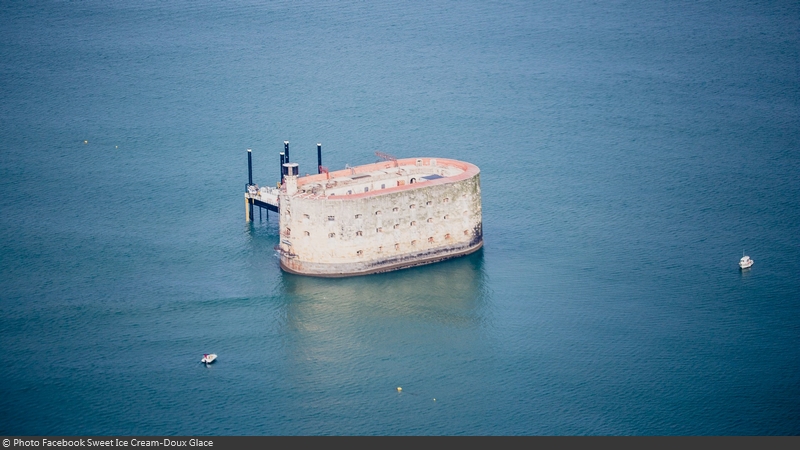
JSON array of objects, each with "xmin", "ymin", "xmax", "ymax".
[
  {"xmin": 739, "ymin": 253, "xmax": 754, "ymax": 269},
  {"xmin": 201, "ymin": 353, "xmax": 217, "ymax": 364}
]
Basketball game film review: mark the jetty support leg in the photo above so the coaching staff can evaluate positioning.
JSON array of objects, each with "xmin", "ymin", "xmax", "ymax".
[{"xmin": 245, "ymin": 195, "xmax": 251, "ymax": 222}]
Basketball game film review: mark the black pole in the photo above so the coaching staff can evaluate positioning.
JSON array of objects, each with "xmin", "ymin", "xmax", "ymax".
[
  {"xmin": 247, "ymin": 148, "xmax": 253, "ymax": 186},
  {"xmin": 317, "ymin": 143, "xmax": 322, "ymax": 174},
  {"xmin": 247, "ymin": 149, "xmax": 253, "ymax": 220},
  {"xmin": 284, "ymin": 141, "xmax": 290, "ymax": 163},
  {"xmin": 280, "ymin": 152, "xmax": 285, "ymax": 183}
]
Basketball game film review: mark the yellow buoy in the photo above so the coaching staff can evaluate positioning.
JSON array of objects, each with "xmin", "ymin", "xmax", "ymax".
[{"xmin": 396, "ymin": 387, "xmax": 402, "ymax": 392}]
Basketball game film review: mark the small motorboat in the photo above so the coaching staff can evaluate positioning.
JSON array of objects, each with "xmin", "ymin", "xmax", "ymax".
[
  {"xmin": 201, "ymin": 353, "xmax": 217, "ymax": 364},
  {"xmin": 739, "ymin": 253, "xmax": 754, "ymax": 269}
]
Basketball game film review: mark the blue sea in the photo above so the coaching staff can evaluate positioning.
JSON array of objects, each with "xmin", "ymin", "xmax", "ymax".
[{"xmin": 1, "ymin": 0, "xmax": 798, "ymax": 436}]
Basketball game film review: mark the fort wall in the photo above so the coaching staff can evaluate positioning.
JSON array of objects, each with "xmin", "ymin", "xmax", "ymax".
[{"xmin": 277, "ymin": 158, "xmax": 482, "ymax": 277}]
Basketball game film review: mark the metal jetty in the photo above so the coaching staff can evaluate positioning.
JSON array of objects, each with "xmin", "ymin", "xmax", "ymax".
[{"xmin": 244, "ymin": 142, "xmax": 324, "ymax": 222}]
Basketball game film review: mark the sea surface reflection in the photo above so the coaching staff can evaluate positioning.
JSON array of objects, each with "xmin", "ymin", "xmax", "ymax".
[
  {"xmin": 279, "ymin": 249, "xmax": 490, "ymax": 328},
  {"xmin": 262, "ymin": 250, "xmax": 495, "ymax": 434}
]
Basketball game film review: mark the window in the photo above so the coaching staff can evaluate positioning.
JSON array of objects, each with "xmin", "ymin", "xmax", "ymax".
[
  {"xmin": 381, "ymin": 184, "xmax": 386, "ymax": 189},
  {"xmin": 392, "ymin": 207, "xmax": 398, "ymax": 212},
  {"xmin": 357, "ymin": 250, "xmax": 363, "ymax": 256},
  {"xmin": 409, "ymin": 204, "xmax": 415, "ymax": 209},
  {"xmin": 411, "ymin": 240, "xmax": 417, "ymax": 246},
  {"xmin": 427, "ymin": 218, "xmax": 433, "ymax": 223},
  {"xmin": 378, "ymin": 246, "xmax": 383, "ymax": 253},
  {"xmin": 428, "ymin": 237, "xmax": 434, "ymax": 243},
  {"xmin": 347, "ymin": 190, "xmax": 352, "ymax": 195},
  {"xmin": 303, "ymin": 214, "xmax": 310, "ymax": 219},
  {"xmin": 410, "ymin": 178, "xmax": 416, "ymax": 184},
  {"xmin": 355, "ymin": 214, "xmax": 362, "ymax": 219},
  {"xmin": 375, "ymin": 210, "xmax": 382, "ymax": 215},
  {"xmin": 443, "ymin": 197, "xmax": 449, "ymax": 203},
  {"xmin": 285, "ymin": 228, "xmax": 291, "ymax": 236},
  {"xmin": 393, "ymin": 224, "xmax": 399, "ymax": 229},
  {"xmin": 376, "ymin": 227, "xmax": 382, "ymax": 233},
  {"xmin": 426, "ymin": 201, "xmax": 432, "ymax": 206},
  {"xmin": 443, "ymin": 214, "xmax": 449, "ymax": 220},
  {"xmin": 464, "ymin": 230, "xmax": 469, "ymax": 236},
  {"xmin": 328, "ymin": 215, "xmax": 335, "ymax": 221},
  {"xmin": 395, "ymin": 243, "xmax": 400, "ymax": 250},
  {"xmin": 304, "ymin": 231, "xmax": 310, "ymax": 236},
  {"xmin": 364, "ymin": 187, "xmax": 369, "ymax": 192},
  {"xmin": 356, "ymin": 231, "xmax": 363, "ymax": 236},
  {"xmin": 445, "ymin": 233, "xmax": 451, "ymax": 240},
  {"xmin": 410, "ymin": 221, "xmax": 416, "ymax": 227},
  {"xmin": 329, "ymin": 233, "xmax": 336, "ymax": 238}
]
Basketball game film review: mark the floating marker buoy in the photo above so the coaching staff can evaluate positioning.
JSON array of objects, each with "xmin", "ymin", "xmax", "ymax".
[
  {"xmin": 433, "ymin": 398, "xmax": 436, "ymax": 401},
  {"xmin": 84, "ymin": 140, "xmax": 88, "ymax": 144},
  {"xmin": 397, "ymin": 387, "xmax": 402, "ymax": 392}
]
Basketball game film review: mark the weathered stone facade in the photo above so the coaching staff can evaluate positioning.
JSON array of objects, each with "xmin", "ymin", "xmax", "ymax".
[{"xmin": 277, "ymin": 158, "xmax": 482, "ymax": 277}]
